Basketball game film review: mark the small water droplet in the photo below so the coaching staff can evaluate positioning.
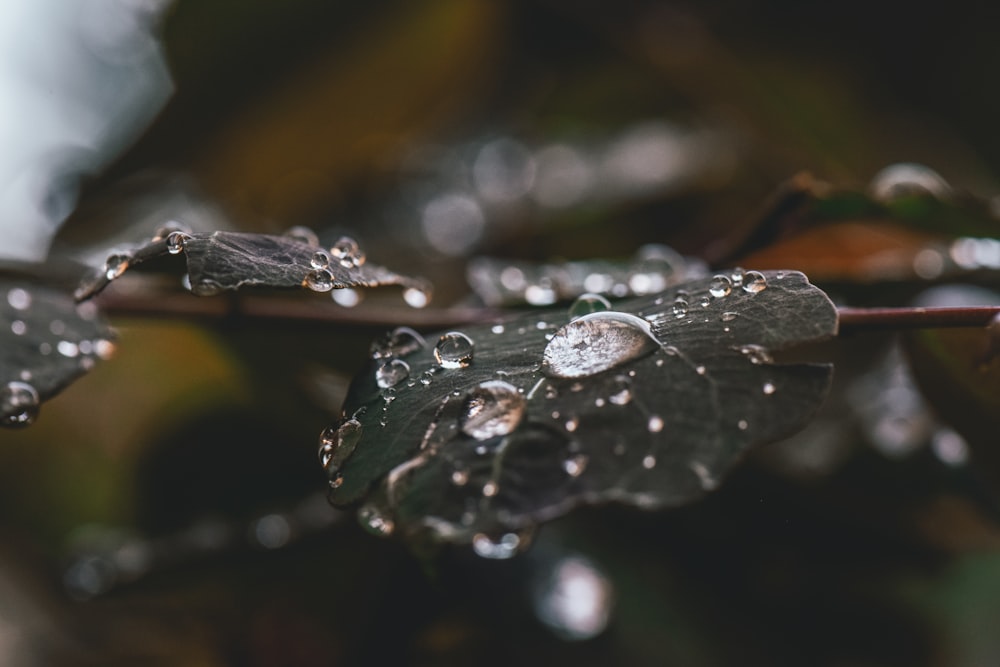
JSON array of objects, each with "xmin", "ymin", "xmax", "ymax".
[
  {"xmin": 721, "ymin": 312, "xmax": 737, "ymax": 322},
  {"xmin": 737, "ymin": 419, "xmax": 749, "ymax": 431},
  {"xmin": 451, "ymin": 468, "xmax": 470, "ymax": 486},
  {"xmin": 608, "ymin": 376, "xmax": 632, "ymax": 405},
  {"xmin": 482, "ymin": 481, "xmax": 499, "ymax": 497},
  {"xmin": 763, "ymin": 382, "xmax": 776, "ymax": 395},
  {"xmin": 332, "ymin": 288, "xmax": 361, "ymax": 307},
  {"xmin": 563, "ymin": 454, "xmax": 589, "ymax": 477},
  {"xmin": 94, "ymin": 339, "xmax": 116, "ymax": 360},
  {"xmin": 695, "ymin": 365, "xmax": 706, "ymax": 375},
  {"xmin": 434, "ymin": 332, "xmax": 475, "ymax": 369},
  {"xmin": 473, "ymin": 531, "xmax": 525, "ymax": 559},
  {"xmin": 775, "ymin": 271, "xmax": 786, "ymax": 279},
  {"xmin": 699, "ymin": 295, "xmax": 711, "ymax": 308},
  {"xmin": 642, "ymin": 455, "xmax": 656, "ymax": 469},
  {"xmin": 536, "ymin": 321, "xmax": 549, "ymax": 330},
  {"xmin": 569, "ymin": 293, "xmax": 612, "ymax": 320},
  {"xmin": 284, "ymin": 225, "xmax": 319, "ymax": 246},
  {"xmin": 730, "ymin": 268, "xmax": 745, "ymax": 287},
  {"xmin": 358, "ymin": 503, "xmax": 394, "ymax": 536},
  {"xmin": 738, "ymin": 344, "xmax": 773, "ymax": 365},
  {"xmin": 375, "ymin": 359, "xmax": 410, "ymax": 389},
  {"xmin": 304, "ymin": 269, "xmax": 335, "ymax": 292},
  {"xmin": 10, "ymin": 320, "xmax": 26, "ymax": 336},
  {"xmin": 647, "ymin": 415, "xmax": 664, "ymax": 433},
  {"xmin": 491, "ymin": 324, "xmax": 505, "ymax": 334},
  {"xmin": 459, "ymin": 380, "xmax": 526, "ymax": 440},
  {"xmin": 542, "ymin": 312, "xmax": 657, "ymax": 379},
  {"xmin": 165, "ymin": 231, "xmax": 190, "ymax": 255},
  {"xmin": 564, "ymin": 415, "xmax": 580, "ymax": 432},
  {"xmin": 525, "ymin": 283, "xmax": 557, "ymax": 305},
  {"xmin": 2, "ymin": 381, "xmax": 39, "ymax": 427},
  {"xmin": 709, "ymin": 274, "xmax": 732, "ymax": 298},
  {"xmin": 742, "ymin": 270, "xmax": 767, "ymax": 294},
  {"xmin": 672, "ymin": 296, "xmax": 689, "ymax": 318},
  {"xmin": 310, "ymin": 250, "xmax": 330, "ymax": 269},
  {"xmin": 331, "ymin": 236, "xmax": 365, "ymax": 267},
  {"xmin": 403, "ymin": 287, "xmax": 430, "ymax": 308},
  {"xmin": 6, "ymin": 288, "xmax": 31, "ymax": 311},
  {"xmin": 317, "ymin": 418, "xmax": 363, "ymax": 475},
  {"xmin": 655, "ymin": 358, "xmax": 664, "ymax": 367},
  {"xmin": 57, "ymin": 341, "xmax": 79, "ymax": 358},
  {"xmin": 594, "ymin": 397, "xmax": 606, "ymax": 407},
  {"xmin": 544, "ymin": 385, "xmax": 558, "ymax": 399},
  {"xmin": 104, "ymin": 254, "xmax": 130, "ymax": 280}
]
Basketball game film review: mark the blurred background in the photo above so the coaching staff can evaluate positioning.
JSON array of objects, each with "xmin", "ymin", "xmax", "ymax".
[{"xmin": 2, "ymin": 0, "xmax": 1000, "ymax": 664}]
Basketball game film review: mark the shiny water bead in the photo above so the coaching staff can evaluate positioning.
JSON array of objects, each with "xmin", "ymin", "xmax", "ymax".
[
  {"xmin": 331, "ymin": 236, "xmax": 365, "ymax": 267},
  {"xmin": 708, "ymin": 274, "xmax": 732, "ymax": 298},
  {"xmin": 459, "ymin": 380, "xmax": 526, "ymax": 440},
  {"xmin": 310, "ymin": 250, "xmax": 331, "ymax": 270},
  {"xmin": 741, "ymin": 270, "xmax": 767, "ymax": 294},
  {"xmin": 672, "ymin": 296, "xmax": 689, "ymax": 318},
  {"xmin": 104, "ymin": 254, "xmax": 131, "ymax": 280},
  {"xmin": 434, "ymin": 332, "xmax": 475, "ymax": 369},
  {"xmin": 375, "ymin": 359, "xmax": 410, "ymax": 389},
  {"xmin": 165, "ymin": 231, "xmax": 190, "ymax": 255},
  {"xmin": 568, "ymin": 293, "xmax": 612, "ymax": 320},
  {"xmin": 304, "ymin": 269, "xmax": 335, "ymax": 292},
  {"xmin": 542, "ymin": 312, "xmax": 657, "ymax": 379},
  {"xmin": 1, "ymin": 381, "xmax": 40, "ymax": 427}
]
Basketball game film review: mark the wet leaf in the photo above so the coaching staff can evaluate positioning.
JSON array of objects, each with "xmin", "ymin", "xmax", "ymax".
[
  {"xmin": 1, "ymin": 276, "xmax": 116, "ymax": 427},
  {"xmin": 326, "ymin": 270, "xmax": 837, "ymax": 550},
  {"xmin": 74, "ymin": 230, "xmax": 429, "ymax": 302}
]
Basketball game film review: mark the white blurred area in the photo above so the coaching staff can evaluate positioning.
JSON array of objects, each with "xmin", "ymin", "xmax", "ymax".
[{"xmin": 0, "ymin": 0, "xmax": 174, "ymax": 262}]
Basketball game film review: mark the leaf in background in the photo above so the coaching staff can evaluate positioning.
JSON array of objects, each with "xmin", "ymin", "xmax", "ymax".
[
  {"xmin": 1, "ymin": 277, "xmax": 115, "ymax": 427},
  {"xmin": 74, "ymin": 229, "xmax": 430, "ymax": 304},
  {"xmin": 324, "ymin": 269, "xmax": 837, "ymax": 553}
]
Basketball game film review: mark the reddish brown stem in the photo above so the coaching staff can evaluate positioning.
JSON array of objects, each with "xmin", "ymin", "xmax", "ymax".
[{"xmin": 837, "ymin": 306, "xmax": 1000, "ymax": 333}]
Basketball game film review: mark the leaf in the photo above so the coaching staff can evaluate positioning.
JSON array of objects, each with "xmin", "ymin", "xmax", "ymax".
[
  {"xmin": 325, "ymin": 269, "xmax": 837, "ymax": 550},
  {"xmin": 1, "ymin": 276, "xmax": 116, "ymax": 427},
  {"xmin": 74, "ymin": 229, "xmax": 430, "ymax": 303}
]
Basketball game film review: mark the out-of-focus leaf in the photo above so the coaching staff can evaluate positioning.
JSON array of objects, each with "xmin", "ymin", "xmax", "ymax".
[
  {"xmin": 325, "ymin": 270, "xmax": 836, "ymax": 550},
  {"xmin": 1, "ymin": 275, "xmax": 115, "ymax": 427},
  {"xmin": 74, "ymin": 230, "xmax": 429, "ymax": 302}
]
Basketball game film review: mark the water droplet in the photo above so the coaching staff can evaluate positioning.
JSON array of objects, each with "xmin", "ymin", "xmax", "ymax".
[
  {"xmin": 104, "ymin": 254, "xmax": 130, "ymax": 280},
  {"xmin": 647, "ymin": 415, "xmax": 664, "ymax": 433},
  {"xmin": 165, "ymin": 231, "xmax": 190, "ymax": 255},
  {"xmin": 317, "ymin": 418, "xmax": 363, "ymax": 474},
  {"xmin": 642, "ymin": 455, "xmax": 656, "ymax": 469},
  {"xmin": 594, "ymin": 397, "xmax": 606, "ymax": 407},
  {"xmin": 94, "ymin": 339, "xmax": 116, "ymax": 360},
  {"xmin": 563, "ymin": 454, "xmax": 589, "ymax": 477},
  {"xmin": 738, "ymin": 344, "xmax": 773, "ymax": 365},
  {"xmin": 542, "ymin": 312, "xmax": 657, "ymax": 379},
  {"xmin": 737, "ymin": 419, "xmax": 749, "ymax": 431},
  {"xmin": 10, "ymin": 320, "xmax": 26, "ymax": 336},
  {"xmin": 763, "ymin": 382, "xmax": 776, "ymax": 395},
  {"xmin": 284, "ymin": 226, "xmax": 319, "ymax": 246},
  {"xmin": 6, "ymin": 288, "xmax": 31, "ymax": 310},
  {"xmin": 332, "ymin": 288, "xmax": 361, "ymax": 307},
  {"xmin": 434, "ymin": 332, "xmax": 475, "ymax": 369},
  {"xmin": 672, "ymin": 296, "xmax": 689, "ymax": 318},
  {"xmin": 310, "ymin": 250, "xmax": 330, "ymax": 269},
  {"xmin": 491, "ymin": 324, "xmax": 505, "ymax": 334},
  {"xmin": 730, "ymin": 268, "xmax": 745, "ymax": 287},
  {"xmin": 482, "ymin": 481, "xmax": 499, "ymax": 497},
  {"xmin": 545, "ymin": 385, "xmax": 558, "ymax": 399},
  {"xmin": 695, "ymin": 365, "xmax": 706, "ymax": 375},
  {"xmin": 375, "ymin": 359, "xmax": 410, "ymax": 389},
  {"xmin": 564, "ymin": 415, "xmax": 580, "ymax": 432},
  {"xmin": 775, "ymin": 271, "xmax": 786, "ymax": 279},
  {"xmin": 525, "ymin": 283, "xmax": 557, "ymax": 306},
  {"xmin": 742, "ymin": 270, "xmax": 767, "ymax": 294},
  {"xmin": 721, "ymin": 312, "xmax": 737, "ymax": 322},
  {"xmin": 451, "ymin": 468, "xmax": 470, "ymax": 486},
  {"xmin": 358, "ymin": 504, "xmax": 394, "ymax": 536},
  {"xmin": 459, "ymin": 380, "xmax": 526, "ymax": 440},
  {"xmin": 709, "ymin": 274, "xmax": 732, "ymax": 298},
  {"xmin": 331, "ymin": 236, "xmax": 365, "ymax": 267},
  {"xmin": 473, "ymin": 531, "xmax": 525, "ymax": 559},
  {"xmin": 403, "ymin": 287, "xmax": 430, "ymax": 309},
  {"xmin": 699, "ymin": 295, "xmax": 711, "ymax": 308},
  {"xmin": 608, "ymin": 376, "xmax": 632, "ymax": 405},
  {"xmin": 304, "ymin": 269, "xmax": 334, "ymax": 292},
  {"xmin": 57, "ymin": 341, "xmax": 79, "ymax": 358},
  {"xmin": 370, "ymin": 327, "xmax": 426, "ymax": 359},
  {"xmin": 2, "ymin": 381, "xmax": 39, "ymax": 427}
]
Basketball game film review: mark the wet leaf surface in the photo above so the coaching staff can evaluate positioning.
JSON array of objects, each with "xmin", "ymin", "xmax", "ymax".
[
  {"xmin": 1, "ymin": 276, "xmax": 115, "ymax": 427},
  {"xmin": 75, "ymin": 230, "xmax": 429, "ymax": 302},
  {"xmin": 327, "ymin": 270, "xmax": 837, "ymax": 548}
]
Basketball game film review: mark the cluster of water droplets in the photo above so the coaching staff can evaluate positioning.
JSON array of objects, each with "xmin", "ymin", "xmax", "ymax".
[{"xmin": 302, "ymin": 235, "xmax": 367, "ymax": 303}]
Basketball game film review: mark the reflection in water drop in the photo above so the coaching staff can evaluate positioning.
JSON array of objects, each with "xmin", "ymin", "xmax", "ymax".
[
  {"xmin": 376, "ymin": 359, "xmax": 410, "ymax": 389},
  {"xmin": 608, "ymin": 376, "xmax": 632, "ymax": 405},
  {"xmin": 472, "ymin": 532, "xmax": 525, "ymax": 559},
  {"xmin": 742, "ymin": 270, "xmax": 767, "ymax": 294},
  {"xmin": 459, "ymin": 380, "xmax": 526, "ymax": 440},
  {"xmin": 1, "ymin": 380, "xmax": 40, "ymax": 427},
  {"xmin": 721, "ymin": 311, "xmax": 737, "ymax": 322},
  {"xmin": 534, "ymin": 555, "xmax": 614, "ymax": 641},
  {"xmin": 542, "ymin": 311, "xmax": 658, "ymax": 379},
  {"xmin": 569, "ymin": 293, "xmax": 612, "ymax": 320},
  {"xmin": 434, "ymin": 332, "xmax": 475, "ymax": 369},
  {"xmin": 709, "ymin": 274, "xmax": 732, "ymax": 298}
]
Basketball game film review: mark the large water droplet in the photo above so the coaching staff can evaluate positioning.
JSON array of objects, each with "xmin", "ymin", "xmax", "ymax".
[
  {"xmin": 165, "ymin": 231, "xmax": 190, "ymax": 255},
  {"xmin": 358, "ymin": 503, "xmax": 394, "ymax": 537},
  {"xmin": 434, "ymin": 332, "xmax": 475, "ymax": 369},
  {"xmin": 304, "ymin": 269, "xmax": 334, "ymax": 292},
  {"xmin": 568, "ymin": 293, "xmax": 611, "ymax": 320},
  {"xmin": 375, "ymin": 359, "xmax": 410, "ymax": 389},
  {"xmin": 331, "ymin": 236, "xmax": 365, "ymax": 267},
  {"xmin": 709, "ymin": 274, "xmax": 732, "ymax": 298},
  {"xmin": 104, "ymin": 254, "xmax": 130, "ymax": 280},
  {"xmin": 473, "ymin": 531, "xmax": 527, "ymax": 559},
  {"xmin": 459, "ymin": 380, "xmax": 526, "ymax": 440},
  {"xmin": 542, "ymin": 312, "xmax": 657, "ymax": 379},
  {"xmin": 2, "ymin": 381, "xmax": 39, "ymax": 427},
  {"xmin": 317, "ymin": 418, "xmax": 363, "ymax": 474},
  {"xmin": 742, "ymin": 270, "xmax": 767, "ymax": 294},
  {"xmin": 370, "ymin": 327, "xmax": 426, "ymax": 359}
]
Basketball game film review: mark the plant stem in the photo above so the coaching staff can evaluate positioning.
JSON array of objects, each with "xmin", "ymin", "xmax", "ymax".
[{"xmin": 837, "ymin": 306, "xmax": 1000, "ymax": 333}]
